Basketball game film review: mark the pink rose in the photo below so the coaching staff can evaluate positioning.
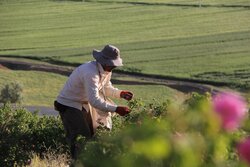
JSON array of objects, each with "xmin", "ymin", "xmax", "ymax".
[
  {"xmin": 212, "ymin": 92, "xmax": 247, "ymax": 131},
  {"xmin": 237, "ymin": 137, "xmax": 250, "ymax": 165}
]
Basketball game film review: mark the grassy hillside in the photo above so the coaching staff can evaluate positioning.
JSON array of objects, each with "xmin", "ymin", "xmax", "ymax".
[
  {"xmin": 0, "ymin": 68, "xmax": 182, "ymax": 106},
  {"xmin": 0, "ymin": 0, "xmax": 249, "ymax": 87},
  {"xmin": 0, "ymin": 69, "xmax": 66, "ymax": 106}
]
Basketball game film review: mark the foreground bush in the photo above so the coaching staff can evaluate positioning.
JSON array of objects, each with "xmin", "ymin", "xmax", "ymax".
[
  {"xmin": 0, "ymin": 92, "xmax": 249, "ymax": 167},
  {"xmin": 28, "ymin": 151, "xmax": 69, "ymax": 167},
  {"xmin": 78, "ymin": 93, "xmax": 250, "ymax": 167},
  {"xmin": 0, "ymin": 104, "xmax": 68, "ymax": 167}
]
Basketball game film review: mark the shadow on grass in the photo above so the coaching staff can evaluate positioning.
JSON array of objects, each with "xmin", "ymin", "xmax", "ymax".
[{"xmin": 51, "ymin": 0, "xmax": 250, "ymax": 9}]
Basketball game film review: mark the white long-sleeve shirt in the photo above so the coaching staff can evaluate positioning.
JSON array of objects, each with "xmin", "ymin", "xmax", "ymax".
[{"xmin": 57, "ymin": 61, "xmax": 121, "ymax": 112}]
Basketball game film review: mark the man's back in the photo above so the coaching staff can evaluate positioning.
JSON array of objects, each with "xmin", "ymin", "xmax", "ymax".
[{"xmin": 57, "ymin": 61, "xmax": 97, "ymax": 110}]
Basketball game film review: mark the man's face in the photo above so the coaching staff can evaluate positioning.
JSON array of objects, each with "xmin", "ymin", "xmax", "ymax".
[{"xmin": 102, "ymin": 65, "xmax": 116, "ymax": 72}]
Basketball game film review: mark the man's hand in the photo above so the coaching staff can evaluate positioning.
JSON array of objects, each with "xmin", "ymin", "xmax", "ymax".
[
  {"xmin": 120, "ymin": 91, "xmax": 133, "ymax": 101},
  {"xmin": 115, "ymin": 106, "xmax": 131, "ymax": 116}
]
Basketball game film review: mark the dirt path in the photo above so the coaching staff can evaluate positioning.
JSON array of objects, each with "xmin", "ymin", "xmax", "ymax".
[
  {"xmin": 0, "ymin": 58, "xmax": 223, "ymax": 95},
  {"xmin": 0, "ymin": 58, "xmax": 73, "ymax": 75},
  {"xmin": 0, "ymin": 58, "xmax": 228, "ymax": 115},
  {"xmin": 25, "ymin": 106, "xmax": 58, "ymax": 116}
]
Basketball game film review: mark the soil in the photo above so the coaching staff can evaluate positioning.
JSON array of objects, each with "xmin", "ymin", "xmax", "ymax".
[
  {"xmin": 0, "ymin": 58, "xmax": 73, "ymax": 75},
  {"xmin": 0, "ymin": 64, "xmax": 9, "ymax": 70}
]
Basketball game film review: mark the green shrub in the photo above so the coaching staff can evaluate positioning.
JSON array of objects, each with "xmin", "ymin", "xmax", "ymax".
[
  {"xmin": 78, "ymin": 95, "xmax": 250, "ymax": 167},
  {"xmin": 0, "ymin": 82, "xmax": 23, "ymax": 104},
  {"xmin": 0, "ymin": 104, "xmax": 68, "ymax": 167},
  {"xmin": 1, "ymin": 94, "xmax": 249, "ymax": 167}
]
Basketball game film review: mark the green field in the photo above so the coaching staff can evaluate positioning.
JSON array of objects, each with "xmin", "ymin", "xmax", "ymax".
[
  {"xmin": 0, "ymin": 0, "xmax": 250, "ymax": 87},
  {"xmin": 0, "ymin": 0, "xmax": 250, "ymax": 106}
]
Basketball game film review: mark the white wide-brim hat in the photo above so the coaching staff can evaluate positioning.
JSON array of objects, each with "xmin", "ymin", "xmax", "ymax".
[{"xmin": 93, "ymin": 44, "xmax": 123, "ymax": 67}]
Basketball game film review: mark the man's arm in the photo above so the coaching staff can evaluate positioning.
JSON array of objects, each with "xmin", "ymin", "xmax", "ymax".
[
  {"xmin": 104, "ymin": 76, "xmax": 133, "ymax": 101},
  {"xmin": 104, "ymin": 81, "xmax": 122, "ymax": 98}
]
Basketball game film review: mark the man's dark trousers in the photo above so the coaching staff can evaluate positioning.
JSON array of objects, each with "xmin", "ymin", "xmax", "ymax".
[{"xmin": 54, "ymin": 101, "xmax": 94, "ymax": 159}]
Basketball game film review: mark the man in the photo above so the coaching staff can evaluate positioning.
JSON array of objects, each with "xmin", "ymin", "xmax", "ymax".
[{"xmin": 54, "ymin": 44, "xmax": 133, "ymax": 159}]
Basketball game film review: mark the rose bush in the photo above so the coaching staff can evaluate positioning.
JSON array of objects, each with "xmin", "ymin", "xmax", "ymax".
[
  {"xmin": 78, "ymin": 92, "xmax": 249, "ymax": 167},
  {"xmin": 1, "ymin": 92, "xmax": 249, "ymax": 167},
  {"xmin": 0, "ymin": 104, "xmax": 68, "ymax": 167}
]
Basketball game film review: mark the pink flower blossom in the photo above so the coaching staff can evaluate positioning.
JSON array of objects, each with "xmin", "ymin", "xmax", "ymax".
[
  {"xmin": 212, "ymin": 92, "xmax": 247, "ymax": 132},
  {"xmin": 237, "ymin": 137, "xmax": 250, "ymax": 165}
]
